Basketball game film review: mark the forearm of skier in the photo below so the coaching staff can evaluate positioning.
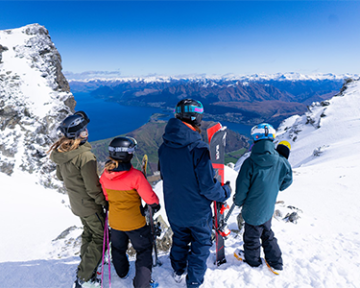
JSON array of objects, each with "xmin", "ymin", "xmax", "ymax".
[
  {"xmin": 56, "ymin": 165, "xmax": 63, "ymax": 181},
  {"xmin": 136, "ymin": 175, "xmax": 159, "ymax": 205},
  {"xmin": 280, "ymin": 168, "xmax": 293, "ymax": 191},
  {"xmin": 81, "ymin": 160, "xmax": 107, "ymax": 207},
  {"xmin": 194, "ymin": 149, "xmax": 229, "ymax": 202},
  {"xmin": 234, "ymin": 163, "xmax": 251, "ymax": 207}
]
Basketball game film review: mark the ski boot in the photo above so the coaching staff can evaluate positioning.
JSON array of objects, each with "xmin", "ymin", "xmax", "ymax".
[
  {"xmin": 173, "ymin": 270, "xmax": 187, "ymax": 284},
  {"xmin": 72, "ymin": 277, "xmax": 101, "ymax": 288}
]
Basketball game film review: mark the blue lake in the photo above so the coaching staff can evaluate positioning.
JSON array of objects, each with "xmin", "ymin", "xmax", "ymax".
[
  {"xmin": 73, "ymin": 92, "xmax": 165, "ymax": 141},
  {"xmin": 73, "ymin": 92, "xmax": 252, "ymax": 142}
]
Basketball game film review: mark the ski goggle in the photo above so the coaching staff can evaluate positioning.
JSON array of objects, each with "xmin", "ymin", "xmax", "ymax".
[
  {"xmin": 175, "ymin": 105, "xmax": 204, "ymax": 114},
  {"xmin": 108, "ymin": 146, "xmax": 136, "ymax": 154},
  {"xmin": 79, "ymin": 128, "xmax": 89, "ymax": 139}
]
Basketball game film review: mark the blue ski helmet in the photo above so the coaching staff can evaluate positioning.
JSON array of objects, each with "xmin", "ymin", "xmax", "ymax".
[
  {"xmin": 251, "ymin": 123, "xmax": 276, "ymax": 142},
  {"xmin": 175, "ymin": 98, "xmax": 204, "ymax": 127}
]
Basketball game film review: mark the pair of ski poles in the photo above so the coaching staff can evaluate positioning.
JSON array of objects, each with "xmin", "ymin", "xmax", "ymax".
[{"xmin": 101, "ymin": 212, "xmax": 111, "ymax": 288}]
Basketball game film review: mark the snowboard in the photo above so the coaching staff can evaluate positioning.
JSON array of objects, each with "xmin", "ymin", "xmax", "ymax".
[
  {"xmin": 234, "ymin": 249, "xmax": 280, "ymax": 275},
  {"xmin": 141, "ymin": 154, "xmax": 162, "ymax": 267},
  {"xmin": 207, "ymin": 122, "xmax": 229, "ymax": 266}
]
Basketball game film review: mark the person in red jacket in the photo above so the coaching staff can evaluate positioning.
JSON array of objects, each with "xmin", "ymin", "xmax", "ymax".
[{"xmin": 100, "ymin": 136, "xmax": 160, "ymax": 288}]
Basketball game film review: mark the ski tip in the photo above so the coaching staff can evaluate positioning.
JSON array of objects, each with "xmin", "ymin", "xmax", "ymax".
[
  {"xmin": 264, "ymin": 259, "xmax": 280, "ymax": 275},
  {"xmin": 233, "ymin": 249, "xmax": 244, "ymax": 262},
  {"xmin": 214, "ymin": 258, "xmax": 227, "ymax": 267}
]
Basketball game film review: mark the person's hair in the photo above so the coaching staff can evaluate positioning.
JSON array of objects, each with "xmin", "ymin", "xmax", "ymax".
[
  {"xmin": 194, "ymin": 125, "xmax": 201, "ymax": 134},
  {"xmin": 104, "ymin": 157, "xmax": 120, "ymax": 171},
  {"xmin": 47, "ymin": 136, "xmax": 82, "ymax": 154}
]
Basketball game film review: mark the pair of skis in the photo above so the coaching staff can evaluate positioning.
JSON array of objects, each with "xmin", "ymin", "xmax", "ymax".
[
  {"xmin": 207, "ymin": 122, "xmax": 231, "ymax": 266},
  {"xmin": 141, "ymin": 155, "xmax": 162, "ymax": 267}
]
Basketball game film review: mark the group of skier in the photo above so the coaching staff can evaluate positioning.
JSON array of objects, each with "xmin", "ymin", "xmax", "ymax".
[{"xmin": 48, "ymin": 98, "xmax": 293, "ymax": 288}]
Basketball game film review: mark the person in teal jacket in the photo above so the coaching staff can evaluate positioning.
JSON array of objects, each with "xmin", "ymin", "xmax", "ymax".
[{"xmin": 234, "ymin": 123, "xmax": 293, "ymax": 271}]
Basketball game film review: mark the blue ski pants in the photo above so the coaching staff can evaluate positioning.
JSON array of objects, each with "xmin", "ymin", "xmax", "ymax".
[
  {"xmin": 169, "ymin": 219, "xmax": 212, "ymax": 288},
  {"xmin": 243, "ymin": 218, "xmax": 283, "ymax": 270}
]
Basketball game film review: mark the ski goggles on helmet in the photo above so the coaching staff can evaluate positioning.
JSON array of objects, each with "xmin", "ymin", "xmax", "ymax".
[{"xmin": 108, "ymin": 146, "xmax": 136, "ymax": 154}]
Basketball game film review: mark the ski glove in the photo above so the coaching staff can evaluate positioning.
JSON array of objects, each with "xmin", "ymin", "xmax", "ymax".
[
  {"xmin": 150, "ymin": 203, "xmax": 161, "ymax": 214},
  {"xmin": 223, "ymin": 181, "xmax": 232, "ymax": 199},
  {"xmin": 103, "ymin": 202, "xmax": 109, "ymax": 213},
  {"xmin": 145, "ymin": 203, "xmax": 161, "ymax": 214}
]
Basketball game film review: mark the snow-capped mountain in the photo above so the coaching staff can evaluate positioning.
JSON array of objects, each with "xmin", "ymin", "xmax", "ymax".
[
  {"xmin": 0, "ymin": 24, "xmax": 75, "ymax": 188},
  {"xmin": 275, "ymin": 78, "xmax": 360, "ymax": 169},
  {"xmin": 65, "ymin": 71, "xmax": 358, "ymax": 83}
]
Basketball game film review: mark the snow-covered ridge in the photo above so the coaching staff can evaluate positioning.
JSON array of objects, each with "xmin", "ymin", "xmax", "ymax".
[
  {"xmin": 275, "ymin": 78, "xmax": 360, "ymax": 168},
  {"xmin": 0, "ymin": 24, "xmax": 75, "ymax": 186},
  {"xmin": 65, "ymin": 71, "xmax": 359, "ymax": 83}
]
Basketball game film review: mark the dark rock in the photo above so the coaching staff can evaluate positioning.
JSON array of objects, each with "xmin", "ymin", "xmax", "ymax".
[
  {"xmin": 53, "ymin": 226, "xmax": 78, "ymax": 241},
  {"xmin": 0, "ymin": 162, "xmax": 14, "ymax": 175}
]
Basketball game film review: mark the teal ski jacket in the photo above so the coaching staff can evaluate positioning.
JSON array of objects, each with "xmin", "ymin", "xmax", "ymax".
[{"xmin": 234, "ymin": 139, "xmax": 293, "ymax": 226}]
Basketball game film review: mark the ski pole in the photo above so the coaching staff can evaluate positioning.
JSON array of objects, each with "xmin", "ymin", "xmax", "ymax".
[
  {"xmin": 224, "ymin": 203, "xmax": 236, "ymax": 223},
  {"xmin": 101, "ymin": 213, "xmax": 111, "ymax": 288}
]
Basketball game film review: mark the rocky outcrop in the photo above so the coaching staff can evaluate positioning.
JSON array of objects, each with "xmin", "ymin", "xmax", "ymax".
[
  {"xmin": 0, "ymin": 44, "xmax": 9, "ymax": 63},
  {"xmin": 0, "ymin": 24, "xmax": 75, "ymax": 188}
]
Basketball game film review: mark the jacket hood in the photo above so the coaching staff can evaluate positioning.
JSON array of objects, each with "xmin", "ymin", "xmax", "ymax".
[
  {"xmin": 101, "ymin": 166, "xmax": 133, "ymax": 181},
  {"xmin": 50, "ymin": 142, "xmax": 92, "ymax": 165},
  {"xmin": 162, "ymin": 118, "xmax": 202, "ymax": 149},
  {"xmin": 250, "ymin": 140, "xmax": 278, "ymax": 167}
]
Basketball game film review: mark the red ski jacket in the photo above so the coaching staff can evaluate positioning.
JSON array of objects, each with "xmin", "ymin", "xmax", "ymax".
[{"xmin": 100, "ymin": 166, "xmax": 159, "ymax": 231}]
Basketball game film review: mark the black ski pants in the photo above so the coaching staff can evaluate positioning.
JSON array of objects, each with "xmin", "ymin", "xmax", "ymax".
[
  {"xmin": 111, "ymin": 225, "xmax": 153, "ymax": 288},
  {"xmin": 243, "ymin": 218, "xmax": 283, "ymax": 270}
]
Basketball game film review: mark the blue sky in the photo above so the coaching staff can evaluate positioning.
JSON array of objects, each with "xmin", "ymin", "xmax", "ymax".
[{"xmin": 1, "ymin": 1, "xmax": 359, "ymax": 76}]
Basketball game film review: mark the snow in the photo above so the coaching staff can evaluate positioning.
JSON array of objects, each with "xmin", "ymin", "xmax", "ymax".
[{"xmin": 0, "ymin": 171, "xmax": 81, "ymax": 262}]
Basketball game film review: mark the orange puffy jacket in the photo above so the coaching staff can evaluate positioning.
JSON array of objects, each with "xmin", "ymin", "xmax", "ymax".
[{"xmin": 100, "ymin": 166, "xmax": 159, "ymax": 231}]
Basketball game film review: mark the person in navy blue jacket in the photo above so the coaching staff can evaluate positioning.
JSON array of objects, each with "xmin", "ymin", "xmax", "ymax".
[{"xmin": 158, "ymin": 99, "xmax": 231, "ymax": 288}]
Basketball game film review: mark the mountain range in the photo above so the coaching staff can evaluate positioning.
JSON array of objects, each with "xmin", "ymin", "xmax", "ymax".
[{"xmin": 68, "ymin": 74, "xmax": 355, "ymax": 127}]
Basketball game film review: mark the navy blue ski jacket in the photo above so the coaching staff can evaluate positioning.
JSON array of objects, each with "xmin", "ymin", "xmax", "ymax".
[
  {"xmin": 158, "ymin": 118, "xmax": 230, "ymax": 227},
  {"xmin": 234, "ymin": 139, "xmax": 293, "ymax": 226}
]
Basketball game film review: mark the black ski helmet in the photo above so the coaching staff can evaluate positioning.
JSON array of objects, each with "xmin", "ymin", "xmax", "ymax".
[
  {"xmin": 175, "ymin": 98, "xmax": 204, "ymax": 127},
  {"xmin": 276, "ymin": 140, "xmax": 291, "ymax": 159},
  {"xmin": 58, "ymin": 111, "xmax": 90, "ymax": 139},
  {"xmin": 108, "ymin": 136, "xmax": 137, "ymax": 162}
]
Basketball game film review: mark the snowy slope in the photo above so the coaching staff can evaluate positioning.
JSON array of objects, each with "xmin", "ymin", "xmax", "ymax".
[{"xmin": 1, "ymin": 79, "xmax": 360, "ymax": 288}]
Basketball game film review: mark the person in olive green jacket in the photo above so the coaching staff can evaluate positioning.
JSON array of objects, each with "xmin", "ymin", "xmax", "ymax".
[{"xmin": 48, "ymin": 111, "xmax": 107, "ymax": 288}]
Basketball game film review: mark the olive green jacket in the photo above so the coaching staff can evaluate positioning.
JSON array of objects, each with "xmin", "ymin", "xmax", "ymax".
[{"xmin": 50, "ymin": 142, "xmax": 107, "ymax": 217}]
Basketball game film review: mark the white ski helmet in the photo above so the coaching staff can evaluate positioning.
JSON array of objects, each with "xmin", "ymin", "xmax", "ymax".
[{"xmin": 251, "ymin": 123, "xmax": 276, "ymax": 142}]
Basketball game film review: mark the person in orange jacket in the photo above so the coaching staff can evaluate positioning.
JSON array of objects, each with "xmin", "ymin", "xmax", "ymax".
[{"xmin": 100, "ymin": 136, "xmax": 160, "ymax": 288}]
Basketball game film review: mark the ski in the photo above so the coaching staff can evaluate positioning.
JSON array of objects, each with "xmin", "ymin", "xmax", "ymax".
[
  {"xmin": 207, "ymin": 122, "xmax": 230, "ymax": 266},
  {"xmin": 234, "ymin": 249, "xmax": 280, "ymax": 275},
  {"xmin": 141, "ymin": 154, "xmax": 162, "ymax": 267}
]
